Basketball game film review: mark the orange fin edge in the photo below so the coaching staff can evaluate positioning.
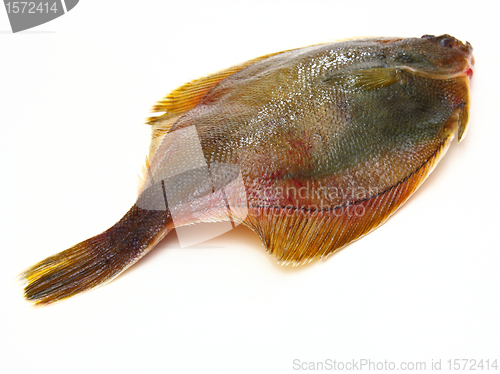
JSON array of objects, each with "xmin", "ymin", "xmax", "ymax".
[
  {"xmin": 140, "ymin": 48, "xmax": 298, "ymax": 194},
  {"xmin": 243, "ymin": 139, "xmax": 452, "ymax": 265}
]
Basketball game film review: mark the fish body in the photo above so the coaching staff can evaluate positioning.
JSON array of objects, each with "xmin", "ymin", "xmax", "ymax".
[{"xmin": 22, "ymin": 35, "xmax": 473, "ymax": 304}]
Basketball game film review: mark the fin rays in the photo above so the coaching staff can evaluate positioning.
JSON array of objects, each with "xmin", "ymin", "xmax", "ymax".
[
  {"xmin": 139, "ymin": 49, "xmax": 297, "ymax": 194},
  {"xmin": 22, "ymin": 206, "xmax": 171, "ymax": 305},
  {"xmin": 244, "ymin": 140, "xmax": 450, "ymax": 265}
]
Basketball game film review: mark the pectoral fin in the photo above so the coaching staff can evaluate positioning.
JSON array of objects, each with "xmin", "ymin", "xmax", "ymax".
[{"xmin": 326, "ymin": 68, "xmax": 403, "ymax": 90}]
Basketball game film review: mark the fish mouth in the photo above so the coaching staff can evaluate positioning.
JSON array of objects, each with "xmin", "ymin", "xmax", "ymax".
[
  {"xmin": 464, "ymin": 54, "xmax": 474, "ymax": 79},
  {"xmin": 464, "ymin": 66, "xmax": 473, "ymax": 79},
  {"xmin": 462, "ymin": 48, "xmax": 474, "ymax": 79},
  {"xmin": 460, "ymin": 39, "xmax": 474, "ymax": 80},
  {"xmin": 420, "ymin": 34, "xmax": 474, "ymax": 80}
]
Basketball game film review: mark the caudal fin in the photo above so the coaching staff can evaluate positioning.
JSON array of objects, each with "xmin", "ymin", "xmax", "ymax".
[{"xmin": 21, "ymin": 205, "xmax": 171, "ymax": 305}]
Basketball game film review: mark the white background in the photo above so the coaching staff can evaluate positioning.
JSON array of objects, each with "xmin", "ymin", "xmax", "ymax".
[{"xmin": 1, "ymin": 1, "xmax": 498, "ymax": 373}]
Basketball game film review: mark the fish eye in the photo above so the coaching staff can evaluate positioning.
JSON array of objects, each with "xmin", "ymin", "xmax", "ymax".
[{"xmin": 439, "ymin": 37, "xmax": 455, "ymax": 48}]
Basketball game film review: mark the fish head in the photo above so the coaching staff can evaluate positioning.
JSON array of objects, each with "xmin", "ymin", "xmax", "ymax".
[
  {"xmin": 386, "ymin": 34, "xmax": 474, "ymax": 79},
  {"xmin": 383, "ymin": 34, "xmax": 473, "ymax": 142}
]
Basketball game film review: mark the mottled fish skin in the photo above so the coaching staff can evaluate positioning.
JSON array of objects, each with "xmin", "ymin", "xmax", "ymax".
[
  {"xmin": 158, "ymin": 35, "xmax": 472, "ymax": 207},
  {"xmin": 22, "ymin": 35, "xmax": 473, "ymax": 304}
]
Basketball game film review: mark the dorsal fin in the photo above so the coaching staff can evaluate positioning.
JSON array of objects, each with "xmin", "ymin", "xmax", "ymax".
[
  {"xmin": 146, "ymin": 49, "xmax": 296, "ymax": 127},
  {"xmin": 140, "ymin": 48, "xmax": 296, "ymax": 194},
  {"xmin": 243, "ymin": 139, "xmax": 451, "ymax": 265}
]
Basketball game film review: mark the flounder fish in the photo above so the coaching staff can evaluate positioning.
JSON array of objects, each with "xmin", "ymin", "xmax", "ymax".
[{"xmin": 22, "ymin": 34, "xmax": 473, "ymax": 304}]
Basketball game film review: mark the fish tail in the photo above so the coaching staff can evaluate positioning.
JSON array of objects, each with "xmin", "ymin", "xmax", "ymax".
[{"xmin": 21, "ymin": 204, "xmax": 171, "ymax": 305}]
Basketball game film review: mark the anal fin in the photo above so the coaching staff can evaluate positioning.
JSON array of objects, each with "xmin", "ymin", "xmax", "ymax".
[{"xmin": 244, "ymin": 140, "xmax": 451, "ymax": 265}]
